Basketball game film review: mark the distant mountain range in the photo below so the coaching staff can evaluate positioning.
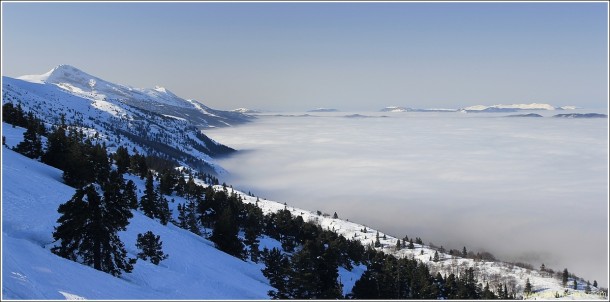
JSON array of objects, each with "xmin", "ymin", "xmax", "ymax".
[
  {"xmin": 308, "ymin": 108, "xmax": 340, "ymax": 112},
  {"xmin": 381, "ymin": 103, "xmax": 581, "ymax": 113},
  {"xmin": 553, "ymin": 113, "xmax": 607, "ymax": 118}
]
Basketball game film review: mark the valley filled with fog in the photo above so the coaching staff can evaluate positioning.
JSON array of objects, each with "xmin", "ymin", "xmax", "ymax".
[{"xmin": 206, "ymin": 111, "xmax": 608, "ymax": 286}]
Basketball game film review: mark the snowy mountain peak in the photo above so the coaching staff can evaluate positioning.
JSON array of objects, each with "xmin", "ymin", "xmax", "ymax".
[
  {"xmin": 232, "ymin": 108, "xmax": 261, "ymax": 114},
  {"xmin": 19, "ymin": 64, "xmax": 94, "ymax": 85},
  {"xmin": 153, "ymin": 85, "xmax": 172, "ymax": 94},
  {"xmin": 11, "ymin": 65, "xmax": 252, "ymax": 127}
]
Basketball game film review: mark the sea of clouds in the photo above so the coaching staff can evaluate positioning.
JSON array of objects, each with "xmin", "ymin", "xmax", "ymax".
[{"xmin": 206, "ymin": 111, "xmax": 608, "ymax": 286}]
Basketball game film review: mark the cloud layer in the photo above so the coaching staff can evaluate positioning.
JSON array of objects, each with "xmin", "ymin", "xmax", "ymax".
[{"xmin": 206, "ymin": 112, "xmax": 608, "ymax": 286}]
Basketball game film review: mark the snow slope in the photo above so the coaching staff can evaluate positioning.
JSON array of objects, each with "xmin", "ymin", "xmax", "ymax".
[
  {"xmin": 1, "ymin": 144, "xmax": 273, "ymax": 299},
  {"xmin": 227, "ymin": 188, "xmax": 607, "ymax": 300}
]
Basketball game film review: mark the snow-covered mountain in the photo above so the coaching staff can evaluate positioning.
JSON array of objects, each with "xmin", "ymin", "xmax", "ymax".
[
  {"xmin": 380, "ymin": 106, "xmax": 410, "ymax": 112},
  {"xmin": 232, "ymin": 107, "xmax": 261, "ymax": 114},
  {"xmin": 17, "ymin": 65, "xmax": 251, "ymax": 128},
  {"xmin": 462, "ymin": 103, "xmax": 557, "ymax": 112},
  {"xmin": 3, "ymin": 65, "xmax": 253, "ymax": 175}
]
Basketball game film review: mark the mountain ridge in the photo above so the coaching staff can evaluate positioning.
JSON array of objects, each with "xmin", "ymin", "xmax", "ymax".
[{"xmin": 3, "ymin": 65, "xmax": 251, "ymax": 175}]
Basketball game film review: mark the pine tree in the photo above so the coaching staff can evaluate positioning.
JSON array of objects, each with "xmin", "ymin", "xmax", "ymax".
[
  {"xmin": 136, "ymin": 231, "xmax": 168, "ymax": 265},
  {"xmin": 333, "ymin": 212, "xmax": 338, "ymax": 219},
  {"xmin": 433, "ymin": 250, "xmax": 440, "ymax": 262},
  {"xmin": 156, "ymin": 192, "xmax": 172, "ymax": 226},
  {"xmin": 262, "ymin": 247, "xmax": 290, "ymax": 299},
  {"xmin": 462, "ymin": 246, "xmax": 467, "ymax": 257},
  {"xmin": 395, "ymin": 239, "xmax": 401, "ymax": 250},
  {"xmin": 123, "ymin": 180, "xmax": 138, "ymax": 209},
  {"xmin": 408, "ymin": 239, "xmax": 414, "ymax": 249},
  {"xmin": 573, "ymin": 280, "xmax": 577, "ymax": 290},
  {"xmin": 210, "ymin": 206, "xmax": 244, "ymax": 258},
  {"xmin": 14, "ymin": 119, "xmax": 42, "ymax": 159},
  {"xmin": 374, "ymin": 231, "xmax": 381, "ymax": 248},
  {"xmin": 159, "ymin": 168, "xmax": 178, "ymax": 195},
  {"xmin": 52, "ymin": 184, "xmax": 134, "ymax": 276},
  {"xmin": 524, "ymin": 278, "xmax": 533, "ymax": 297},
  {"xmin": 562, "ymin": 268, "xmax": 569, "ymax": 287},
  {"xmin": 185, "ymin": 199, "xmax": 200, "ymax": 235},
  {"xmin": 42, "ymin": 118, "xmax": 69, "ymax": 170},
  {"xmin": 244, "ymin": 204, "xmax": 264, "ymax": 262},
  {"xmin": 585, "ymin": 281, "xmax": 591, "ymax": 294},
  {"xmin": 177, "ymin": 204, "xmax": 189, "ymax": 229},
  {"xmin": 140, "ymin": 171, "xmax": 158, "ymax": 218},
  {"xmin": 113, "ymin": 146, "xmax": 130, "ymax": 174},
  {"xmin": 593, "ymin": 280, "xmax": 598, "ymax": 288}
]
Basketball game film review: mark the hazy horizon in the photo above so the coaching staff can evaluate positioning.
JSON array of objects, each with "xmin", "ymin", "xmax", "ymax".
[{"xmin": 2, "ymin": 2, "xmax": 608, "ymax": 111}]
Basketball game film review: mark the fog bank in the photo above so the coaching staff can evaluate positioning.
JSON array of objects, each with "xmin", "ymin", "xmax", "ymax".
[{"xmin": 206, "ymin": 112, "xmax": 608, "ymax": 286}]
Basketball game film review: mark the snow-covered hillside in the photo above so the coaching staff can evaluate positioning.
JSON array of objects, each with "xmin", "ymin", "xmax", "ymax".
[
  {"xmin": 228, "ymin": 188, "xmax": 606, "ymax": 300},
  {"xmin": 2, "ymin": 122, "xmax": 372, "ymax": 299},
  {"xmin": 2, "ymin": 65, "xmax": 252, "ymax": 175},
  {"xmin": 1, "ymin": 145, "xmax": 273, "ymax": 299}
]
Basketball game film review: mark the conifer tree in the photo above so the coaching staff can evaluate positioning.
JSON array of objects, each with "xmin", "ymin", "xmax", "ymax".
[
  {"xmin": 573, "ymin": 280, "xmax": 577, "ymax": 290},
  {"xmin": 210, "ymin": 206, "xmax": 244, "ymax": 258},
  {"xmin": 374, "ymin": 231, "xmax": 381, "ymax": 248},
  {"xmin": 136, "ymin": 231, "xmax": 168, "ymax": 265},
  {"xmin": 585, "ymin": 281, "xmax": 591, "ymax": 294},
  {"xmin": 433, "ymin": 250, "xmax": 440, "ymax": 262},
  {"xmin": 177, "ymin": 204, "xmax": 189, "ymax": 229},
  {"xmin": 123, "ymin": 180, "xmax": 138, "ymax": 210},
  {"xmin": 42, "ymin": 117, "xmax": 69, "ymax": 170},
  {"xmin": 14, "ymin": 119, "xmax": 43, "ymax": 159},
  {"xmin": 244, "ymin": 204, "xmax": 264, "ymax": 262},
  {"xmin": 408, "ymin": 239, "xmax": 415, "ymax": 249},
  {"xmin": 113, "ymin": 146, "xmax": 130, "ymax": 174},
  {"xmin": 262, "ymin": 247, "xmax": 290, "ymax": 299},
  {"xmin": 593, "ymin": 280, "xmax": 598, "ymax": 288},
  {"xmin": 185, "ymin": 199, "xmax": 200, "ymax": 235},
  {"xmin": 156, "ymin": 192, "xmax": 172, "ymax": 226},
  {"xmin": 524, "ymin": 278, "xmax": 533, "ymax": 297},
  {"xmin": 140, "ymin": 172, "xmax": 158, "ymax": 218},
  {"xmin": 52, "ymin": 184, "xmax": 134, "ymax": 276},
  {"xmin": 159, "ymin": 168, "xmax": 178, "ymax": 195},
  {"xmin": 562, "ymin": 268, "xmax": 569, "ymax": 287}
]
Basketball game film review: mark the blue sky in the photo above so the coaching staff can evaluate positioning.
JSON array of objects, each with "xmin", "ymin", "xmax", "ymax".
[{"xmin": 2, "ymin": 2, "xmax": 608, "ymax": 111}]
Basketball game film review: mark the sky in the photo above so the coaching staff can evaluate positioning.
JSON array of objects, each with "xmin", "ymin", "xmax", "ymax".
[{"xmin": 1, "ymin": 2, "xmax": 608, "ymax": 111}]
